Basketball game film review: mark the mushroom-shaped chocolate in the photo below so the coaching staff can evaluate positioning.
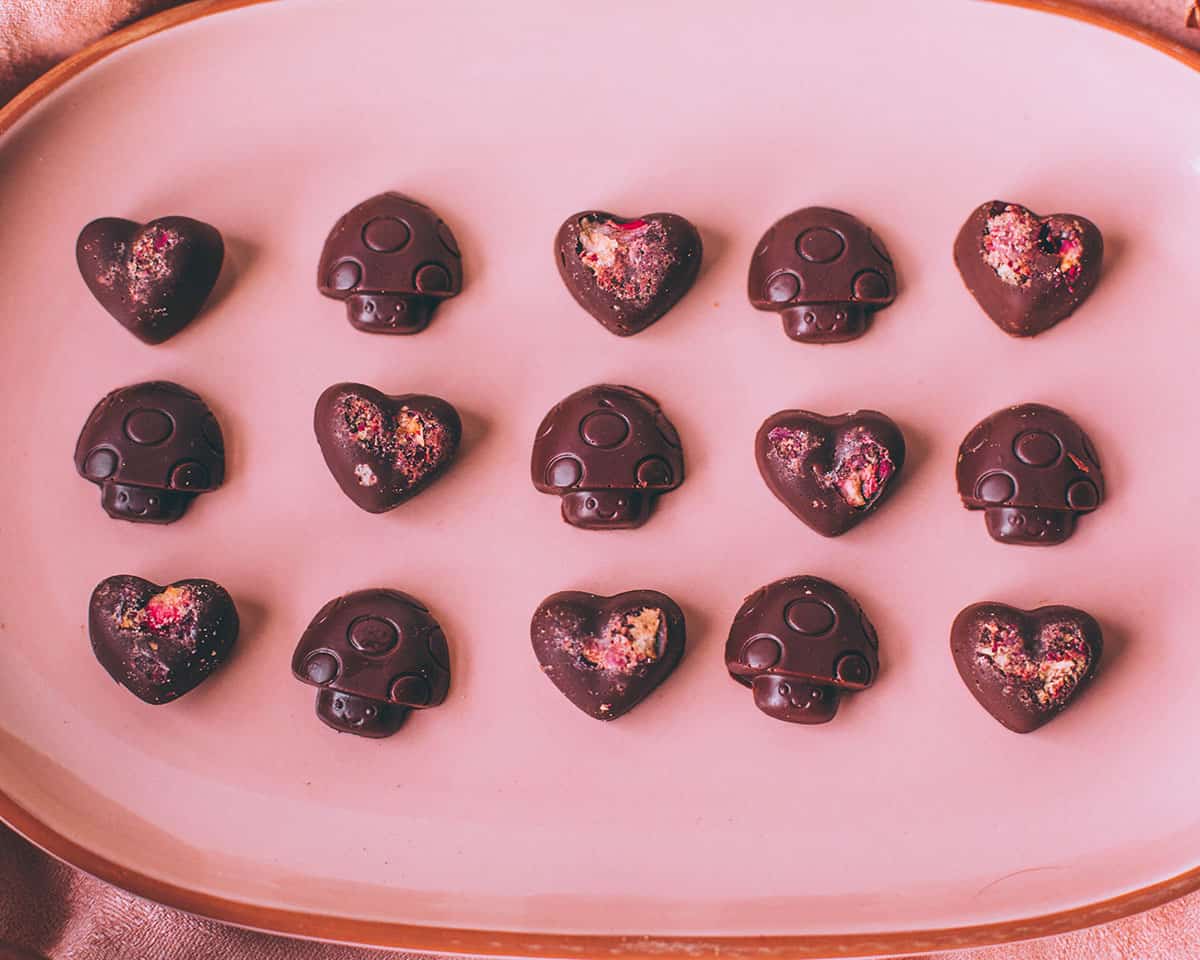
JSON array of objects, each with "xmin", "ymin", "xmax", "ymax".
[
  {"xmin": 317, "ymin": 192, "xmax": 463, "ymax": 334},
  {"xmin": 956, "ymin": 403, "xmax": 1104, "ymax": 546},
  {"xmin": 725, "ymin": 575, "xmax": 879, "ymax": 724},
  {"xmin": 531, "ymin": 384, "xmax": 684, "ymax": 530},
  {"xmin": 748, "ymin": 207, "xmax": 896, "ymax": 343},
  {"xmin": 73, "ymin": 381, "xmax": 225, "ymax": 524},
  {"xmin": 291, "ymin": 588, "xmax": 450, "ymax": 738}
]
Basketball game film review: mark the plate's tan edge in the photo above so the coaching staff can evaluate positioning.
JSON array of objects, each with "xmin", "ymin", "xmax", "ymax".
[{"xmin": 2, "ymin": 0, "xmax": 1199, "ymax": 954}]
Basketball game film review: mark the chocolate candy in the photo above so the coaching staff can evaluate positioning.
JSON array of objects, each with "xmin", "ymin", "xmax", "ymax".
[
  {"xmin": 755, "ymin": 409, "xmax": 905, "ymax": 537},
  {"xmin": 954, "ymin": 200, "xmax": 1103, "ymax": 337},
  {"xmin": 74, "ymin": 381, "xmax": 225, "ymax": 524},
  {"xmin": 725, "ymin": 576, "xmax": 878, "ymax": 724},
  {"xmin": 530, "ymin": 384, "xmax": 684, "ymax": 530},
  {"xmin": 317, "ymin": 192, "xmax": 462, "ymax": 334},
  {"xmin": 89, "ymin": 575, "xmax": 238, "ymax": 704},
  {"xmin": 554, "ymin": 211, "xmax": 702, "ymax": 336},
  {"xmin": 314, "ymin": 383, "xmax": 461, "ymax": 513},
  {"xmin": 291, "ymin": 589, "xmax": 450, "ymax": 738},
  {"xmin": 531, "ymin": 590, "xmax": 685, "ymax": 720},
  {"xmin": 951, "ymin": 602, "xmax": 1102, "ymax": 733},
  {"xmin": 956, "ymin": 403, "xmax": 1103, "ymax": 546},
  {"xmin": 76, "ymin": 216, "xmax": 224, "ymax": 344},
  {"xmin": 748, "ymin": 207, "xmax": 896, "ymax": 343}
]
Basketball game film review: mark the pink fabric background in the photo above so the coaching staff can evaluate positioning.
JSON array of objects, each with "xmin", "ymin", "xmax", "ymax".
[{"xmin": 0, "ymin": 1, "xmax": 1197, "ymax": 957}]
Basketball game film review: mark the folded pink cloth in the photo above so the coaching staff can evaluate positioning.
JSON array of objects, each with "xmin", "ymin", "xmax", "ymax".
[{"xmin": 0, "ymin": 1, "xmax": 1197, "ymax": 957}]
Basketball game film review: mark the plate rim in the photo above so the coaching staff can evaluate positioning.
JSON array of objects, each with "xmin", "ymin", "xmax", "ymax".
[{"xmin": 1, "ymin": 0, "xmax": 1198, "ymax": 953}]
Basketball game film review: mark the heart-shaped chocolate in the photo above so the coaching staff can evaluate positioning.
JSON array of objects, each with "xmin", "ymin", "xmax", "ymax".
[
  {"xmin": 531, "ymin": 590, "xmax": 685, "ymax": 720},
  {"xmin": 951, "ymin": 602, "xmax": 1102, "ymax": 733},
  {"xmin": 314, "ymin": 382, "xmax": 461, "ymax": 513},
  {"xmin": 76, "ymin": 216, "xmax": 224, "ymax": 344},
  {"xmin": 88, "ymin": 575, "xmax": 239, "ymax": 704},
  {"xmin": 954, "ymin": 200, "xmax": 1103, "ymax": 337},
  {"xmin": 555, "ymin": 211, "xmax": 702, "ymax": 336},
  {"xmin": 755, "ymin": 410, "xmax": 905, "ymax": 537}
]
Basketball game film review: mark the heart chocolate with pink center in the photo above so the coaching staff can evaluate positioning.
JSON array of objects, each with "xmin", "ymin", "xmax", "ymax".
[
  {"xmin": 755, "ymin": 409, "xmax": 905, "ymax": 537},
  {"xmin": 951, "ymin": 602, "xmax": 1102, "ymax": 733},
  {"xmin": 555, "ymin": 211, "xmax": 702, "ymax": 336},
  {"xmin": 530, "ymin": 590, "xmax": 686, "ymax": 720},
  {"xmin": 88, "ymin": 575, "xmax": 239, "ymax": 704},
  {"xmin": 76, "ymin": 216, "xmax": 224, "ymax": 344},
  {"xmin": 314, "ymin": 383, "xmax": 462, "ymax": 513},
  {"xmin": 954, "ymin": 200, "xmax": 1103, "ymax": 337}
]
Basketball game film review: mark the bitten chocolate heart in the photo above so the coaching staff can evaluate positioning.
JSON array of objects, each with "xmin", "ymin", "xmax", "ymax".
[
  {"xmin": 531, "ymin": 590, "xmax": 685, "ymax": 720},
  {"xmin": 951, "ymin": 602, "xmax": 1102, "ymax": 733},
  {"xmin": 88, "ymin": 575, "xmax": 239, "ymax": 704},
  {"xmin": 314, "ymin": 382, "xmax": 462, "ymax": 513},
  {"xmin": 555, "ymin": 211, "xmax": 702, "ymax": 336},
  {"xmin": 755, "ymin": 410, "xmax": 905, "ymax": 537},
  {"xmin": 76, "ymin": 216, "xmax": 224, "ymax": 344},
  {"xmin": 954, "ymin": 200, "xmax": 1102, "ymax": 337}
]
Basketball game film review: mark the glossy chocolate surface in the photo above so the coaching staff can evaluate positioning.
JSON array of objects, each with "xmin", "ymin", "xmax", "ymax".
[
  {"xmin": 554, "ymin": 211, "xmax": 702, "ymax": 336},
  {"xmin": 531, "ymin": 590, "xmax": 685, "ymax": 721},
  {"xmin": 317, "ymin": 192, "xmax": 462, "ymax": 334},
  {"xmin": 89, "ymin": 575, "xmax": 239, "ymax": 705},
  {"xmin": 956, "ymin": 403, "xmax": 1104, "ymax": 545},
  {"xmin": 755, "ymin": 409, "xmax": 905, "ymax": 537},
  {"xmin": 314, "ymin": 382, "xmax": 461, "ymax": 513},
  {"xmin": 954, "ymin": 200, "xmax": 1103, "ymax": 337},
  {"xmin": 748, "ymin": 207, "xmax": 896, "ymax": 343},
  {"xmin": 531, "ymin": 384, "xmax": 684, "ymax": 530},
  {"xmin": 951, "ymin": 602, "xmax": 1102, "ymax": 733},
  {"xmin": 73, "ymin": 381, "xmax": 225, "ymax": 524},
  {"xmin": 291, "ymin": 589, "xmax": 451, "ymax": 738},
  {"xmin": 725, "ymin": 575, "xmax": 878, "ymax": 724},
  {"xmin": 76, "ymin": 215, "xmax": 224, "ymax": 344}
]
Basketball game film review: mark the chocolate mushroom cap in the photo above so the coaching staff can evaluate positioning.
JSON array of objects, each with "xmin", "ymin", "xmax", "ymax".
[
  {"xmin": 73, "ymin": 381, "xmax": 225, "ymax": 524},
  {"xmin": 725, "ymin": 575, "xmax": 879, "ymax": 724},
  {"xmin": 317, "ymin": 192, "xmax": 463, "ymax": 335},
  {"xmin": 956, "ymin": 403, "xmax": 1104, "ymax": 546},
  {"xmin": 748, "ymin": 207, "xmax": 896, "ymax": 343},
  {"xmin": 530, "ymin": 384, "xmax": 684, "ymax": 530},
  {"xmin": 291, "ymin": 588, "xmax": 451, "ymax": 738}
]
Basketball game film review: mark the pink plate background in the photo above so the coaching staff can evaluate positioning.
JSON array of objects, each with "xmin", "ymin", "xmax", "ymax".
[{"xmin": 1, "ymin": 0, "xmax": 1199, "ymax": 941}]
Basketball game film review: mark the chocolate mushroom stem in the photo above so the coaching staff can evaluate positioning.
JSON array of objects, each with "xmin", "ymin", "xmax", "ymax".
[
  {"xmin": 560, "ymin": 490, "xmax": 650, "ymax": 529},
  {"xmin": 779, "ymin": 303, "xmax": 868, "ymax": 343}
]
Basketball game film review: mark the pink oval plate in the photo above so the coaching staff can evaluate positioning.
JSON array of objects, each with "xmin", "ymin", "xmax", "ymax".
[{"xmin": 1, "ymin": 0, "xmax": 1199, "ymax": 954}]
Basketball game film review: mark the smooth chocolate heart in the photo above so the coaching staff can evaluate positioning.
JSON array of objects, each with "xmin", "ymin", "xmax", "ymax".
[
  {"xmin": 951, "ymin": 602, "xmax": 1102, "ymax": 733},
  {"xmin": 555, "ymin": 211, "xmax": 702, "ymax": 336},
  {"xmin": 76, "ymin": 216, "xmax": 224, "ymax": 344},
  {"xmin": 954, "ymin": 200, "xmax": 1103, "ymax": 337},
  {"xmin": 314, "ymin": 382, "xmax": 461, "ymax": 513},
  {"xmin": 755, "ymin": 410, "xmax": 905, "ymax": 537},
  {"xmin": 88, "ymin": 575, "xmax": 239, "ymax": 704},
  {"xmin": 531, "ymin": 590, "xmax": 685, "ymax": 720}
]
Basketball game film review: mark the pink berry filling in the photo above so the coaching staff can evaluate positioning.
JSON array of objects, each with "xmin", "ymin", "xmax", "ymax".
[
  {"xmin": 576, "ymin": 217, "xmax": 676, "ymax": 304},
  {"xmin": 339, "ymin": 395, "xmax": 449, "ymax": 487},
  {"xmin": 572, "ymin": 608, "xmax": 665, "ymax": 675},
  {"xmin": 974, "ymin": 619, "xmax": 1092, "ymax": 708},
  {"xmin": 981, "ymin": 205, "xmax": 1086, "ymax": 289}
]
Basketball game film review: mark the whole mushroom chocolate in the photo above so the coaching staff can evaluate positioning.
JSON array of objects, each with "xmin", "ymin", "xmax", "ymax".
[
  {"xmin": 956, "ymin": 403, "xmax": 1104, "ymax": 545},
  {"xmin": 531, "ymin": 384, "xmax": 684, "ymax": 530},
  {"xmin": 317, "ymin": 192, "xmax": 462, "ymax": 335},
  {"xmin": 748, "ymin": 207, "xmax": 896, "ymax": 343},
  {"xmin": 291, "ymin": 588, "xmax": 451, "ymax": 738},
  {"xmin": 73, "ymin": 381, "xmax": 225, "ymax": 524},
  {"xmin": 725, "ymin": 576, "xmax": 879, "ymax": 724}
]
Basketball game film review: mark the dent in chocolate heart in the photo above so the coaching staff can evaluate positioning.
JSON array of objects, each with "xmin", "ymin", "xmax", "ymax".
[
  {"xmin": 531, "ymin": 590, "xmax": 685, "ymax": 720},
  {"xmin": 88, "ymin": 575, "xmax": 239, "ymax": 704},
  {"xmin": 956, "ymin": 403, "xmax": 1104, "ymax": 546},
  {"xmin": 755, "ymin": 410, "xmax": 905, "ymax": 537},
  {"xmin": 951, "ymin": 602, "xmax": 1102, "ymax": 733},
  {"xmin": 76, "ymin": 216, "xmax": 224, "ymax": 344},
  {"xmin": 954, "ymin": 200, "xmax": 1103, "ymax": 337},
  {"xmin": 555, "ymin": 211, "xmax": 702, "ymax": 336},
  {"xmin": 291, "ymin": 588, "xmax": 451, "ymax": 738},
  {"xmin": 314, "ymin": 383, "xmax": 462, "ymax": 513},
  {"xmin": 725, "ymin": 575, "xmax": 879, "ymax": 724}
]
